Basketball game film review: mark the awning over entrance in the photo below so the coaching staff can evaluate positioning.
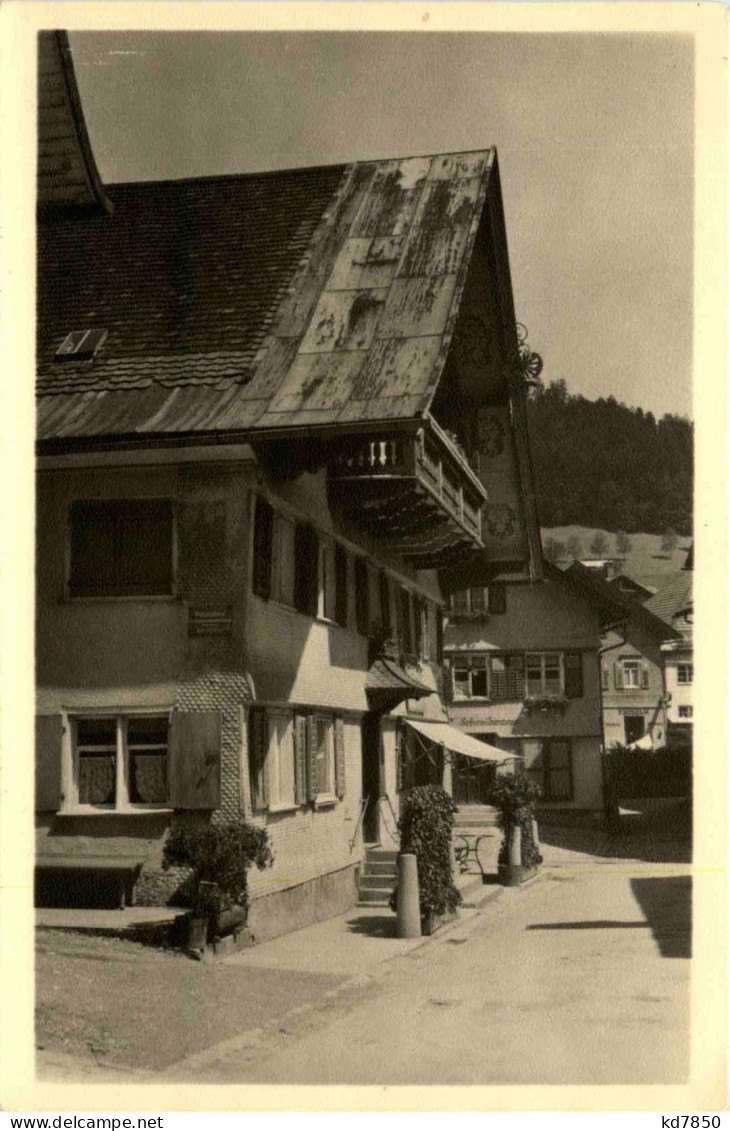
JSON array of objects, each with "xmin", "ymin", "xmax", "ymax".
[{"xmin": 403, "ymin": 719, "xmax": 512, "ymax": 763}]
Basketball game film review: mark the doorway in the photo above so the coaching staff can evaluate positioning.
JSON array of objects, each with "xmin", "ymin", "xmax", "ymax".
[
  {"xmin": 451, "ymin": 754, "xmax": 496, "ymax": 805},
  {"xmin": 624, "ymin": 714, "xmax": 646, "ymax": 745},
  {"xmin": 361, "ymin": 712, "xmax": 382, "ymax": 844}
]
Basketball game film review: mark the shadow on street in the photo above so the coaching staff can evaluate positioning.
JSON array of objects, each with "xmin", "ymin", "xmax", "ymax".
[
  {"xmin": 538, "ymin": 798, "xmax": 691, "ymax": 864},
  {"xmin": 345, "ymin": 915, "xmax": 398, "ymax": 938},
  {"xmin": 630, "ymin": 875, "xmax": 692, "ymax": 958}
]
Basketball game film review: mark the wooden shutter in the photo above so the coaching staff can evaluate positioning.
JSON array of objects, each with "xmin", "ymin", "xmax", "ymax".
[
  {"xmin": 354, "ymin": 558, "xmax": 369, "ymax": 635},
  {"xmin": 294, "ymin": 523, "xmax": 318, "ymax": 616},
  {"xmin": 414, "ymin": 597, "xmax": 424, "ymax": 658},
  {"xmin": 379, "ymin": 571, "xmax": 391, "ymax": 631},
  {"xmin": 334, "ymin": 717, "xmax": 346, "ymax": 799},
  {"xmin": 488, "ymin": 582, "xmax": 507, "ymax": 614},
  {"xmin": 247, "ymin": 707, "xmax": 270, "ymax": 810},
  {"xmin": 641, "ymin": 664, "xmax": 650, "ymax": 689},
  {"xmin": 399, "ymin": 589, "xmax": 413, "ymax": 653},
  {"xmin": 435, "ymin": 606, "xmax": 444, "ymax": 663},
  {"xmin": 306, "ymin": 715, "xmax": 319, "ymax": 801},
  {"xmin": 334, "ymin": 544, "xmax": 348, "ymax": 627},
  {"xmin": 293, "ymin": 713, "xmax": 308, "ymax": 805},
  {"xmin": 614, "ymin": 662, "xmax": 624, "ymax": 690},
  {"xmin": 252, "ymin": 497, "xmax": 274, "ymax": 600},
  {"xmin": 169, "ymin": 711, "xmax": 222, "ymax": 809},
  {"xmin": 564, "ymin": 652, "xmax": 583, "ymax": 698},
  {"xmin": 35, "ymin": 714, "xmax": 63, "ymax": 812},
  {"xmin": 601, "ymin": 667, "xmax": 609, "ymax": 690}
]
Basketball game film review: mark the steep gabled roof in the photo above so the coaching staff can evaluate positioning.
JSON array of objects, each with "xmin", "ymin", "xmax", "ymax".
[
  {"xmin": 37, "ymin": 150, "xmax": 503, "ymax": 445},
  {"xmin": 559, "ymin": 561, "xmax": 682, "ymax": 640},
  {"xmin": 37, "ymin": 32, "xmax": 111, "ymax": 213},
  {"xmin": 644, "ymin": 570, "xmax": 693, "ymax": 627}
]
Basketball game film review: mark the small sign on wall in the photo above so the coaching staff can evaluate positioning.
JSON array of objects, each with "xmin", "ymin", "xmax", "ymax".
[{"xmin": 189, "ymin": 607, "xmax": 233, "ymax": 637}]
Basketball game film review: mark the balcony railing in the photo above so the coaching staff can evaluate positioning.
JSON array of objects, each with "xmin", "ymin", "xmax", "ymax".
[{"xmin": 328, "ymin": 416, "xmax": 487, "ymax": 568}]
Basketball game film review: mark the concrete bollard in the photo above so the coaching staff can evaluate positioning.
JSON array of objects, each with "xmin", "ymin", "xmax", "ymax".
[
  {"xmin": 508, "ymin": 824, "xmax": 522, "ymax": 867},
  {"xmin": 396, "ymin": 853, "xmax": 422, "ymax": 939},
  {"xmin": 531, "ymin": 818, "xmax": 540, "ymax": 852}
]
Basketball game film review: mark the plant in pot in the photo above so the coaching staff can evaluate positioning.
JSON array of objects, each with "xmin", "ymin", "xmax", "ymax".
[
  {"xmin": 487, "ymin": 771, "xmax": 543, "ymax": 886},
  {"xmin": 163, "ymin": 820, "xmax": 274, "ymax": 953},
  {"xmin": 389, "ymin": 784, "xmax": 463, "ymax": 934}
]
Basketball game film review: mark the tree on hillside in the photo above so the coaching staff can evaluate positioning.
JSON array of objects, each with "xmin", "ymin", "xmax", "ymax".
[
  {"xmin": 589, "ymin": 531, "xmax": 608, "ymax": 558},
  {"xmin": 524, "ymin": 380, "xmax": 693, "ymax": 535},
  {"xmin": 615, "ymin": 530, "xmax": 632, "ymax": 556},
  {"xmin": 661, "ymin": 527, "xmax": 679, "ymax": 554},
  {"xmin": 543, "ymin": 537, "xmax": 566, "ymax": 564},
  {"xmin": 566, "ymin": 534, "xmax": 582, "ymax": 561}
]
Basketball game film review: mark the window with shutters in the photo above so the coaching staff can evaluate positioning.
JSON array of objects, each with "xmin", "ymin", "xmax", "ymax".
[
  {"xmin": 525, "ymin": 652, "xmax": 562, "ymax": 697},
  {"xmin": 678, "ymin": 705, "xmax": 693, "ymax": 719},
  {"xmin": 318, "ymin": 540, "xmax": 337, "ymax": 621},
  {"xmin": 313, "ymin": 715, "xmax": 336, "ymax": 797},
  {"xmin": 272, "ymin": 514, "xmax": 296, "ymax": 607},
  {"xmin": 488, "ymin": 583, "xmax": 507, "ymax": 614},
  {"xmin": 294, "ymin": 523, "xmax": 319, "ymax": 616},
  {"xmin": 619, "ymin": 659, "xmax": 645, "ymax": 689},
  {"xmin": 70, "ymin": 714, "xmax": 169, "ymax": 811},
  {"xmin": 69, "ymin": 499, "xmax": 174, "ymax": 598},
  {"xmin": 268, "ymin": 713, "xmax": 296, "ymax": 809}
]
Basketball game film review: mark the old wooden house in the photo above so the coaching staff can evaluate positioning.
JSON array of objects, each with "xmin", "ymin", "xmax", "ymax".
[{"xmin": 35, "ymin": 33, "xmax": 543, "ymax": 935}]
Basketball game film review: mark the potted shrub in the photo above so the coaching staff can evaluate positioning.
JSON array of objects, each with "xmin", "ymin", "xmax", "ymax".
[
  {"xmin": 163, "ymin": 820, "xmax": 274, "ymax": 953},
  {"xmin": 487, "ymin": 771, "xmax": 543, "ymax": 886},
  {"xmin": 389, "ymin": 785, "xmax": 463, "ymax": 934}
]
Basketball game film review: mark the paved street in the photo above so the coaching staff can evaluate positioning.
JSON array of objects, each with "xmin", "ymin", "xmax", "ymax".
[
  {"xmin": 163, "ymin": 858, "xmax": 689, "ymax": 1086},
  {"xmin": 37, "ymin": 814, "xmax": 692, "ymax": 1087}
]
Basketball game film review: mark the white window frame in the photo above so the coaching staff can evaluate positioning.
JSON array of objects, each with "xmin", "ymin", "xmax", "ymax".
[
  {"xmin": 525, "ymin": 652, "xmax": 564, "ymax": 697},
  {"xmin": 676, "ymin": 663, "xmax": 693, "ymax": 685},
  {"xmin": 318, "ymin": 540, "xmax": 337, "ymax": 621},
  {"xmin": 678, "ymin": 705, "xmax": 693, "ymax": 719},
  {"xmin": 313, "ymin": 713, "xmax": 336, "ymax": 800},
  {"xmin": 267, "ymin": 712, "xmax": 297, "ymax": 810},
  {"xmin": 65, "ymin": 710, "xmax": 171, "ymax": 814},
  {"xmin": 622, "ymin": 660, "xmax": 641, "ymax": 689}
]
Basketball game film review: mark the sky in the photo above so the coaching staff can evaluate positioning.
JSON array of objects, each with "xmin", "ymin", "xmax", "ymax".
[{"xmin": 69, "ymin": 30, "xmax": 694, "ymax": 420}]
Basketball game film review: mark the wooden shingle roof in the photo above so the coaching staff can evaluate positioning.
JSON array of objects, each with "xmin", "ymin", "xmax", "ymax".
[{"xmin": 37, "ymin": 150, "xmax": 499, "ymax": 445}]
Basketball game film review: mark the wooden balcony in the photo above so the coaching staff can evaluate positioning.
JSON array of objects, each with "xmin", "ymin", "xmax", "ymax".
[{"xmin": 327, "ymin": 416, "xmax": 487, "ymax": 568}]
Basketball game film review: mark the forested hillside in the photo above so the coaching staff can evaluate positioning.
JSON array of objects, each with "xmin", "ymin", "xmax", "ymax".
[{"xmin": 525, "ymin": 380, "xmax": 693, "ymax": 535}]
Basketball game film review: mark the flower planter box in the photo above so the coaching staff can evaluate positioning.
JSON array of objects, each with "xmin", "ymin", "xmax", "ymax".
[
  {"xmin": 497, "ymin": 863, "xmax": 539, "ymax": 888},
  {"xmin": 421, "ymin": 907, "xmax": 459, "ymax": 936}
]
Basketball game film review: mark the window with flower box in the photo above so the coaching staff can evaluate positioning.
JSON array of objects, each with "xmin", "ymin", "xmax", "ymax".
[{"xmin": 446, "ymin": 651, "xmax": 583, "ymax": 702}]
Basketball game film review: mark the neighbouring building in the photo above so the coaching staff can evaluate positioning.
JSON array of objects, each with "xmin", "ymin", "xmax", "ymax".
[
  {"xmin": 443, "ymin": 564, "xmax": 625, "ymax": 814},
  {"xmin": 644, "ymin": 548, "xmax": 694, "ymax": 747},
  {"xmin": 35, "ymin": 33, "xmax": 543, "ymax": 935}
]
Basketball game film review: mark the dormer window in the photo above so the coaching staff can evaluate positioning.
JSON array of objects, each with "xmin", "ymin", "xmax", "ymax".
[{"xmin": 55, "ymin": 329, "xmax": 107, "ymax": 362}]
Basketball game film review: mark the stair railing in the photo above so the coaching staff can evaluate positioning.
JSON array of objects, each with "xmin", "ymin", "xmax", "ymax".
[
  {"xmin": 379, "ymin": 792, "xmax": 400, "ymax": 845},
  {"xmin": 349, "ymin": 796, "xmax": 370, "ymax": 852}
]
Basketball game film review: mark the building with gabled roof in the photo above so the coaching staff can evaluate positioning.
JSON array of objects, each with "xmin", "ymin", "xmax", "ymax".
[
  {"xmin": 35, "ymin": 32, "xmax": 543, "ymax": 932},
  {"xmin": 644, "ymin": 547, "xmax": 693, "ymax": 743}
]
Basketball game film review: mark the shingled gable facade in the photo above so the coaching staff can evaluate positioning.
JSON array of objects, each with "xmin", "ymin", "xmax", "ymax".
[{"xmin": 35, "ymin": 33, "xmax": 542, "ymax": 935}]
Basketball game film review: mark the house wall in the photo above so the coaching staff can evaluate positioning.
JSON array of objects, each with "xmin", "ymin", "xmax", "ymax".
[
  {"xmin": 600, "ymin": 622, "xmax": 668, "ymax": 749},
  {"xmin": 663, "ymin": 643, "xmax": 693, "ymax": 725},
  {"xmin": 444, "ymin": 578, "xmax": 605, "ymax": 811},
  {"xmin": 35, "ymin": 455, "xmax": 446, "ymax": 931}
]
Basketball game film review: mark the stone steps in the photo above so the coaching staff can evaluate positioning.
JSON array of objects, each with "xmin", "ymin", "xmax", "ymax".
[{"xmin": 357, "ymin": 846, "xmax": 398, "ymax": 908}]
